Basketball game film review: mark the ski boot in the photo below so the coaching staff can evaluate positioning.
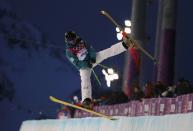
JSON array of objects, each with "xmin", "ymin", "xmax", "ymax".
[
  {"xmin": 81, "ymin": 98, "xmax": 94, "ymax": 110},
  {"xmin": 122, "ymin": 32, "xmax": 135, "ymax": 49}
]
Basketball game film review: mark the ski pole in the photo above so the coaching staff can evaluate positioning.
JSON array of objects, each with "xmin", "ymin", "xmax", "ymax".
[
  {"xmin": 91, "ymin": 69, "xmax": 101, "ymax": 87},
  {"xmin": 98, "ymin": 63, "xmax": 111, "ymax": 69}
]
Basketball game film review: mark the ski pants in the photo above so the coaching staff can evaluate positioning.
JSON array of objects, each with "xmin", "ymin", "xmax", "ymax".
[{"xmin": 80, "ymin": 42, "xmax": 126, "ymax": 102}]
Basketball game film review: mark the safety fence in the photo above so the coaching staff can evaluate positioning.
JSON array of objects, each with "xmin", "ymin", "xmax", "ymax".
[{"xmin": 57, "ymin": 93, "xmax": 193, "ymax": 119}]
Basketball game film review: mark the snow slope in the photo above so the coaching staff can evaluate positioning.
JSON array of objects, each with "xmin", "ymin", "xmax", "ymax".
[{"xmin": 20, "ymin": 113, "xmax": 193, "ymax": 131}]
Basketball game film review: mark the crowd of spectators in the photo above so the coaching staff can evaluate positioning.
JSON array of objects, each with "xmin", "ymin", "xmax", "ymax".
[
  {"xmin": 59, "ymin": 78, "xmax": 193, "ymax": 112},
  {"xmin": 58, "ymin": 78, "xmax": 193, "ymax": 118},
  {"xmin": 129, "ymin": 78, "xmax": 193, "ymax": 101}
]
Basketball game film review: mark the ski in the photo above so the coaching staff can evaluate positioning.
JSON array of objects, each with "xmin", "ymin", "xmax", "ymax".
[
  {"xmin": 49, "ymin": 96, "xmax": 117, "ymax": 120},
  {"xmin": 100, "ymin": 10, "xmax": 156, "ymax": 62}
]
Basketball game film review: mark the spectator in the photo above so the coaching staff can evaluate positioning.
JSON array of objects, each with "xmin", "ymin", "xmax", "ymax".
[
  {"xmin": 161, "ymin": 85, "xmax": 176, "ymax": 97},
  {"xmin": 175, "ymin": 78, "xmax": 193, "ymax": 96},
  {"xmin": 144, "ymin": 81, "xmax": 154, "ymax": 98},
  {"xmin": 153, "ymin": 81, "xmax": 167, "ymax": 98},
  {"xmin": 130, "ymin": 85, "xmax": 145, "ymax": 101}
]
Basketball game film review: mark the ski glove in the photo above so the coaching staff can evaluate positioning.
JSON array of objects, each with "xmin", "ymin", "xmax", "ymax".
[
  {"xmin": 87, "ymin": 62, "xmax": 93, "ymax": 68},
  {"xmin": 90, "ymin": 58, "xmax": 96, "ymax": 64}
]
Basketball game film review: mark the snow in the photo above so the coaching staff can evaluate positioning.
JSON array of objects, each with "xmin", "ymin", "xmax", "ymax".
[{"xmin": 20, "ymin": 113, "xmax": 193, "ymax": 131}]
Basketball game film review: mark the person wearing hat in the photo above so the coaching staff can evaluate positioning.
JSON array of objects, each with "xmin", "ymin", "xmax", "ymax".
[{"xmin": 64, "ymin": 31, "xmax": 130, "ymax": 108}]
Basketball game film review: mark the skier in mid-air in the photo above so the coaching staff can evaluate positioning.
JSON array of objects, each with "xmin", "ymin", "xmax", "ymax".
[{"xmin": 65, "ymin": 31, "xmax": 131, "ymax": 108}]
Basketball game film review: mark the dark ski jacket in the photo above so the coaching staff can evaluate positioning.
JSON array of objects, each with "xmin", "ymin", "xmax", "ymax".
[{"xmin": 65, "ymin": 38, "xmax": 96, "ymax": 70}]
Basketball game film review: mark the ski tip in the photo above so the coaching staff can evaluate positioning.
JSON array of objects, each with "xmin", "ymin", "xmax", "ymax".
[
  {"xmin": 110, "ymin": 118, "xmax": 119, "ymax": 121},
  {"xmin": 49, "ymin": 96, "xmax": 57, "ymax": 102},
  {"xmin": 100, "ymin": 10, "xmax": 105, "ymax": 14},
  {"xmin": 100, "ymin": 10, "xmax": 106, "ymax": 15}
]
